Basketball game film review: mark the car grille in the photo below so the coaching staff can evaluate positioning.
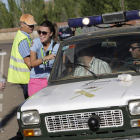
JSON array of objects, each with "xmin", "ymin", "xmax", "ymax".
[{"xmin": 45, "ymin": 109, "xmax": 123, "ymax": 132}]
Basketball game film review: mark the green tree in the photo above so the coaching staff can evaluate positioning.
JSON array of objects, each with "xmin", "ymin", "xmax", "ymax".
[
  {"xmin": 48, "ymin": 0, "xmax": 122, "ymax": 22},
  {"xmin": 78, "ymin": 0, "xmax": 121, "ymax": 17},
  {"xmin": 0, "ymin": 1, "xmax": 13, "ymax": 28},
  {"xmin": 124, "ymin": 0, "xmax": 140, "ymax": 11},
  {"xmin": 1, "ymin": 0, "xmax": 140, "ymax": 29},
  {"xmin": 47, "ymin": 0, "xmax": 80, "ymax": 22},
  {"xmin": 22, "ymin": 0, "xmax": 46, "ymax": 25},
  {"xmin": 8, "ymin": 0, "xmax": 22, "ymax": 27},
  {"xmin": 46, "ymin": 2, "xmax": 56, "ymax": 22}
]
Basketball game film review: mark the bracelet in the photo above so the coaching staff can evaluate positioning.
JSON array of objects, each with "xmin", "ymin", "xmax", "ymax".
[
  {"xmin": 42, "ymin": 58, "xmax": 49, "ymax": 63},
  {"xmin": 42, "ymin": 58, "xmax": 44, "ymax": 63}
]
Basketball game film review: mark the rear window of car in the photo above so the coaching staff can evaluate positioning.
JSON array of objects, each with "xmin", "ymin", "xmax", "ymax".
[{"xmin": 60, "ymin": 28, "xmax": 72, "ymax": 32}]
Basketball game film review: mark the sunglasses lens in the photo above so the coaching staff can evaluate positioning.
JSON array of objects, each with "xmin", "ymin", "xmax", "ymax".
[
  {"xmin": 42, "ymin": 31, "xmax": 47, "ymax": 35},
  {"xmin": 37, "ymin": 30, "xmax": 41, "ymax": 35},
  {"xmin": 37, "ymin": 30, "xmax": 48, "ymax": 35}
]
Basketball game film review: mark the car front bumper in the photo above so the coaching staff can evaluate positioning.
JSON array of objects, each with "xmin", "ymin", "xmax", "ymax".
[{"xmin": 18, "ymin": 106, "xmax": 140, "ymax": 140}]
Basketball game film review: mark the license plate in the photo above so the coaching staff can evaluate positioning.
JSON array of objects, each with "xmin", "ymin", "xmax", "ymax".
[{"xmin": 64, "ymin": 34, "xmax": 70, "ymax": 37}]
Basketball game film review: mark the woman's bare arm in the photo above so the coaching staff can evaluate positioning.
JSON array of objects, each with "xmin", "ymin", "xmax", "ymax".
[{"xmin": 30, "ymin": 50, "xmax": 56, "ymax": 67}]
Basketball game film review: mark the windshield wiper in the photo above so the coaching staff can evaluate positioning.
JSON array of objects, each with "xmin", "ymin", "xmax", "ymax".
[
  {"xmin": 66, "ymin": 63, "xmax": 99, "ymax": 79},
  {"xmin": 100, "ymin": 57, "xmax": 140, "ymax": 74}
]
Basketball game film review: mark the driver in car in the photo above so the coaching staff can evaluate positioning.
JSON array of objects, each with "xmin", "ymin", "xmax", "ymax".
[{"xmin": 74, "ymin": 47, "xmax": 112, "ymax": 77}]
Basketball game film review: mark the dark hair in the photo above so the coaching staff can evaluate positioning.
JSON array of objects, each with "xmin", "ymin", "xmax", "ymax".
[
  {"xmin": 76, "ymin": 46, "xmax": 93, "ymax": 57},
  {"xmin": 40, "ymin": 20, "xmax": 58, "ymax": 41},
  {"xmin": 130, "ymin": 35, "xmax": 140, "ymax": 47}
]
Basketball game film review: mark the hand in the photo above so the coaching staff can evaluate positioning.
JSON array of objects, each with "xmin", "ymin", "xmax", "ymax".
[
  {"xmin": 0, "ymin": 81, "xmax": 6, "ymax": 91},
  {"xmin": 44, "ymin": 54, "xmax": 56, "ymax": 61}
]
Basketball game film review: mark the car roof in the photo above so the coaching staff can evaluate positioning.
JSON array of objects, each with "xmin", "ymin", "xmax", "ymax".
[{"xmin": 61, "ymin": 25, "xmax": 140, "ymax": 44}]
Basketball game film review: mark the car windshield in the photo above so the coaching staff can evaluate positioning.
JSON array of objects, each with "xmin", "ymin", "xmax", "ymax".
[{"xmin": 51, "ymin": 32, "xmax": 140, "ymax": 82}]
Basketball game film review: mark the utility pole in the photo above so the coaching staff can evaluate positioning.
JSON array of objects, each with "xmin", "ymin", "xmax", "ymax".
[
  {"xmin": 22, "ymin": 0, "xmax": 24, "ymax": 15},
  {"xmin": 121, "ymin": 0, "xmax": 125, "ymax": 11}
]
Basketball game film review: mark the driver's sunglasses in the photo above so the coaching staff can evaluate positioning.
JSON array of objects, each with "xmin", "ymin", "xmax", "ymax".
[
  {"xmin": 130, "ymin": 46, "xmax": 140, "ymax": 51},
  {"xmin": 37, "ymin": 30, "xmax": 50, "ymax": 35}
]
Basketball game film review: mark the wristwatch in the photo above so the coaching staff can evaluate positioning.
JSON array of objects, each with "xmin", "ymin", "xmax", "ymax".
[
  {"xmin": 42, "ymin": 57, "xmax": 48, "ymax": 63},
  {"xmin": 42, "ymin": 57, "xmax": 45, "ymax": 63}
]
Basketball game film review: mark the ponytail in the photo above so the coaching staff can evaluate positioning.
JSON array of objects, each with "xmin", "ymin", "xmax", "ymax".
[
  {"xmin": 40, "ymin": 20, "xmax": 58, "ymax": 41},
  {"xmin": 52, "ymin": 23, "xmax": 58, "ymax": 41}
]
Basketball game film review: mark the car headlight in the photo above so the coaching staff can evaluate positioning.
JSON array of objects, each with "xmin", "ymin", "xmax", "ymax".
[
  {"xmin": 129, "ymin": 100, "xmax": 140, "ymax": 115},
  {"xmin": 21, "ymin": 111, "xmax": 40, "ymax": 125}
]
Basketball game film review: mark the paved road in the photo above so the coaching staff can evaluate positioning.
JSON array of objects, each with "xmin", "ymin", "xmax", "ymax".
[{"xmin": 0, "ymin": 42, "xmax": 24, "ymax": 140}]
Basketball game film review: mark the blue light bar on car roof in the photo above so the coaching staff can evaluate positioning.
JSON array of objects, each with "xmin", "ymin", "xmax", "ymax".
[
  {"xmin": 68, "ymin": 15, "xmax": 102, "ymax": 28},
  {"xmin": 68, "ymin": 10, "xmax": 140, "ymax": 28},
  {"xmin": 126, "ymin": 10, "xmax": 140, "ymax": 21}
]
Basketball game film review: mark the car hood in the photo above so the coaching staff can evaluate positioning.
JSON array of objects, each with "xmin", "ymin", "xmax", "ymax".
[{"xmin": 21, "ymin": 76, "xmax": 140, "ymax": 114}]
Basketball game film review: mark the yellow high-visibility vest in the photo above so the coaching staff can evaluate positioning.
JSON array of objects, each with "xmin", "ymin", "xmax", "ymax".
[{"xmin": 7, "ymin": 30, "xmax": 31, "ymax": 84}]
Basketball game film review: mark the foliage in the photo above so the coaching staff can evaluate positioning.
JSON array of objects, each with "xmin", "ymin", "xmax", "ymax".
[
  {"xmin": 8, "ymin": 0, "xmax": 22, "ymax": 27},
  {"xmin": 0, "ymin": 1, "xmax": 12, "ymax": 28},
  {"xmin": 48, "ymin": 0, "xmax": 80, "ymax": 22},
  {"xmin": 22, "ymin": 0, "xmax": 46, "ymax": 25},
  {"xmin": 47, "ymin": 0, "xmax": 122, "ymax": 22},
  {"xmin": 78, "ymin": 0, "xmax": 121, "ymax": 16},
  {"xmin": 46, "ymin": 2, "xmax": 55, "ymax": 22},
  {"xmin": 124, "ymin": 0, "xmax": 140, "ymax": 11},
  {"xmin": 0, "ymin": 0, "xmax": 140, "ymax": 29},
  {"xmin": 0, "ymin": 0, "xmax": 46, "ymax": 28}
]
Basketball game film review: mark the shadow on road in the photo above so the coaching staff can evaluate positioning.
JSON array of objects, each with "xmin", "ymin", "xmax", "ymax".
[
  {"xmin": 9, "ymin": 136, "xmax": 17, "ymax": 140},
  {"xmin": 2, "ymin": 105, "xmax": 19, "ymax": 127},
  {"xmin": 0, "ymin": 105, "xmax": 20, "ymax": 140}
]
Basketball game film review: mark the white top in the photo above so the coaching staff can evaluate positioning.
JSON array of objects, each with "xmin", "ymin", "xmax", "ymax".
[{"xmin": 74, "ymin": 57, "xmax": 112, "ymax": 77}]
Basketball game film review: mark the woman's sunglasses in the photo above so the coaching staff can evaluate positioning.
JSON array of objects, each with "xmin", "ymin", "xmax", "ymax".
[{"xmin": 37, "ymin": 30, "xmax": 50, "ymax": 35}]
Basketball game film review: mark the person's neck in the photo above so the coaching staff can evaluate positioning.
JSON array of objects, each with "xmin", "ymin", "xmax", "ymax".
[
  {"xmin": 20, "ymin": 29, "xmax": 29, "ymax": 34},
  {"xmin": 84, "ymin": 56, "xmax": 93, "ymax": 67},
  {"xmin": 42, "ymin": 40, "xmax": 51, "ymax": 50}
]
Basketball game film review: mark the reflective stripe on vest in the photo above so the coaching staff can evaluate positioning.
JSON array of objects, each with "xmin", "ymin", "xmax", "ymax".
[
  {"xmin": 10, "ymin": 55, "xmax": 25, "ymax": 63},
  {"xmin": 9, "ymin": 64, "xmax": 30, "ymax": 72}
]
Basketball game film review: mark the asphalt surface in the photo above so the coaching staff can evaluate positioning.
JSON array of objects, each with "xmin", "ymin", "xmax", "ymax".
[{"xmin": 0, "ymin": 42, "xmax": 24, "ymax": 140}]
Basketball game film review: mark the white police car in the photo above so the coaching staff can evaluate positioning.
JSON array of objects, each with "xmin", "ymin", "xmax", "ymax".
[{"xmin": 17, "ymin": 10, "xmax": 140, "ymax": 140}]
